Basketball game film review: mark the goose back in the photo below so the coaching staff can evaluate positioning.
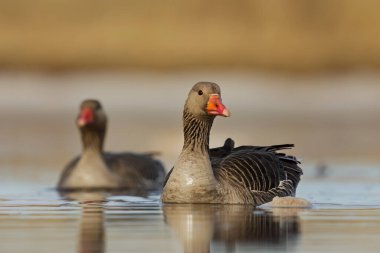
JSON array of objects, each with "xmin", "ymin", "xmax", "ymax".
[{"xmin": 104, "ymin": 152, "xmax": 166, "ymax": 190}]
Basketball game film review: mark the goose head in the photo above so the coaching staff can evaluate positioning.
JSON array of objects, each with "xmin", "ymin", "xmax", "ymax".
[
  {"xmin": 77, "ymin": 99, "xmax": 107, "ymax": 132},
  {"xmin": 185, "ymin": 82, "xmax": 230, "ymax": 118}
]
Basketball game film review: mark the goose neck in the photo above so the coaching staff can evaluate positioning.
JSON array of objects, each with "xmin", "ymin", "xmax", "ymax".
[
  {"xmin": 80, "ymin": 128, "xmax": 105, "ymax": 154},
  {"xmin": 182, "ymin": 109, "xmax": 214, "ymax": 154}
]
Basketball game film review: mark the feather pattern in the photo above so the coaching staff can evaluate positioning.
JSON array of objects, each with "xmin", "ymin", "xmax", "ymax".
[
  {"xmin": 214, "ymin": 140, "xmax": 302, "ymax": 204},
  {"xmin": 161, "ymin": 82, "xmax": 303, "ymax": 205}
]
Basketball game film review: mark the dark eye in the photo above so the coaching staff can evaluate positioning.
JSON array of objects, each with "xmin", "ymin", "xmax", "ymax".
[{"xmin": 198, "ymin": 90, "xmax": 203, "ymax": 95}]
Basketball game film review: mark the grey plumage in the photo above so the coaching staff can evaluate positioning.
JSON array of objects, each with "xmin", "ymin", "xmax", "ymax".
[
  {"xmin": 161, "ymin": 82, "xmax": 302, "ymax": 205},
  {"xmin": 58, "ymin": 99, "xmax": 166, "ymax": 191},
  {"xmin": 59, "ymin": 152, "xmax": 165, "ymax": 190}
]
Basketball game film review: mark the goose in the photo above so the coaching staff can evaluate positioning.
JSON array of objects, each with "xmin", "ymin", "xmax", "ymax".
[
  {"xmin": 57, "ymin": 99, "xmax": 166, "ymax": 191},
  {"xmin": 161, "ymin": 82, "xmax": 303, "ymax": 205}
]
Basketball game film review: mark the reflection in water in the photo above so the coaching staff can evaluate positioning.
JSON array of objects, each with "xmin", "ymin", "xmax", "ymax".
[
  {"xmin": 163, "ymin": 204, "xmax": 300, "ymax": 253},
  {"xmin": 78, "ymin": 203, "xmax": 105, "ymax": 253},
  {"xmin": 61, "ymin": 192, "xmax": 106, "ymax": 253},
  {"xmin": 59, "ymin": 190, "xmax": 156, "ymax": 253}
]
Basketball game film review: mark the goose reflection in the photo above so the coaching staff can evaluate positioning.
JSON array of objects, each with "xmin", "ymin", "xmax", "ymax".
[
  {"xmin": 163, "ymin": 204, "xmax": 300, "ymax": 253},
  {"xmin": 78, "ymin": 202, "xmax": 105, "ymax": 253},
  {"xmin": 59, "ymin": 189, "xmax": 155, "ymax": 253},
  {"xmin": 60, "ymin": 192, "xmax": 106, "ymax": 253}
]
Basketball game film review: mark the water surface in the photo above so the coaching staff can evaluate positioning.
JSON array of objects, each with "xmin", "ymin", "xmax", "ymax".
[{"xmin": 1, "ymin": 167, "xmax": 380, "ymax": 253}]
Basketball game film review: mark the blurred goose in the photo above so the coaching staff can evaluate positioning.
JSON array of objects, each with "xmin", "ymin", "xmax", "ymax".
[
  {"xmin": 161, "ymin": 82, "xmax": 302, "ymax": 204},
  {"xmin": 58, "ymin": 99, "xmax": 166, "ymax": 191}
]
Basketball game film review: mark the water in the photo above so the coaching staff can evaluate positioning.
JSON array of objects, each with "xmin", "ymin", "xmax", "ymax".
[{"xmin": 1, "ymin": 166, "xmax": 380, "ymax": 253}]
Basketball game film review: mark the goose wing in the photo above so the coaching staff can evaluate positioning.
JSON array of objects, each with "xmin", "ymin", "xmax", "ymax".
[
  {"xmin": 214, "ymin": 145, "xmax": 302, "ymax": 202},
  {"xmin": 105, "ymin": 152, "xmax": 166, "ymax": 189},
  {"xmin": 209, "ymin": 138, "xmax": 235, "ymax": 158},
  {"xmin": 229, "ymin": 143, "xmax": 302, "ymax": 186},
  {"xmin": 215, "ymin": 149, "xmax": 285, "ymax": 191}
]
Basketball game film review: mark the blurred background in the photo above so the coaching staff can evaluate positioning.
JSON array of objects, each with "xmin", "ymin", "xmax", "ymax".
[{"xmin": 1, "ymin": 0, "xmax": 380, "ymax": 189}]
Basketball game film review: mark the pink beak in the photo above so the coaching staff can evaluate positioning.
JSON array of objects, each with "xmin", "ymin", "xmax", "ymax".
[
  {"xmin": 77, "ymin": 107, "xmax": 94, "ymax": 126},
  {"xmin": 206, "ymin": 94, "xmax": 230, "ymax": 117}
]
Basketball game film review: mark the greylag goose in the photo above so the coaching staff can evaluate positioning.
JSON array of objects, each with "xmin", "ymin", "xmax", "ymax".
[
  {"xmin": 58, "ymin": 99, "xmax": 166, "ymax": 191},
  {"xmin": 161, "ymin": 82, "xmax": 303, "ymax": 204}
]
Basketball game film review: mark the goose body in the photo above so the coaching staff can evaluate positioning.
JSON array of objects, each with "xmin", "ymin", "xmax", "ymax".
[
  {"xmin": 58, "ymin": 99, "xmax": 166, "ymax": 191},
  {"xmin": 161, "ymin": 82, "xmax": 302, "ymax": 205}
]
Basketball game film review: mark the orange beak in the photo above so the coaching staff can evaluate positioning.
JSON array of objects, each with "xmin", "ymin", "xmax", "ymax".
[
  {"xmin": 77, "ymin": 107, "xmax": 94, "ymax": 127},
  {"xmin": 206, "ymin": 94, "xmax": 230, "ymax": 117}
]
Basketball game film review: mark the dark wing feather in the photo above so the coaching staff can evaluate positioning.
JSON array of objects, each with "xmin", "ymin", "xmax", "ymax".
[
  {"xmin": 214, "ymin": 141, "xmax": 302, "ymax": 204},
  {"xmin": 209, "ymin": 138, "xmax": 235, "ymax": 158},
  {"xmin": 229, "ymin": 143, "xmax": 302, "ymax": 185},
  {"xmin": 104, "ymin": 152, "xmax": 166, "ymax": 189},
  {"xmin": 216, "ymin": 150, "xmax": 285, "ymax": 191}
]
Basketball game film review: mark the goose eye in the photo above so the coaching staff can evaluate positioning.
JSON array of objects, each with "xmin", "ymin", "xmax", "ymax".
[{"xmin": 198, "ymin": 90, "xmax": 203, "ymax": 96}]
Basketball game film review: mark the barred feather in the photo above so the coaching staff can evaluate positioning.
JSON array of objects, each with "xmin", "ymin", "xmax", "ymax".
[{"xmin": 213, "ymin": 138, "xmax": 302, "ymax": 204}]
